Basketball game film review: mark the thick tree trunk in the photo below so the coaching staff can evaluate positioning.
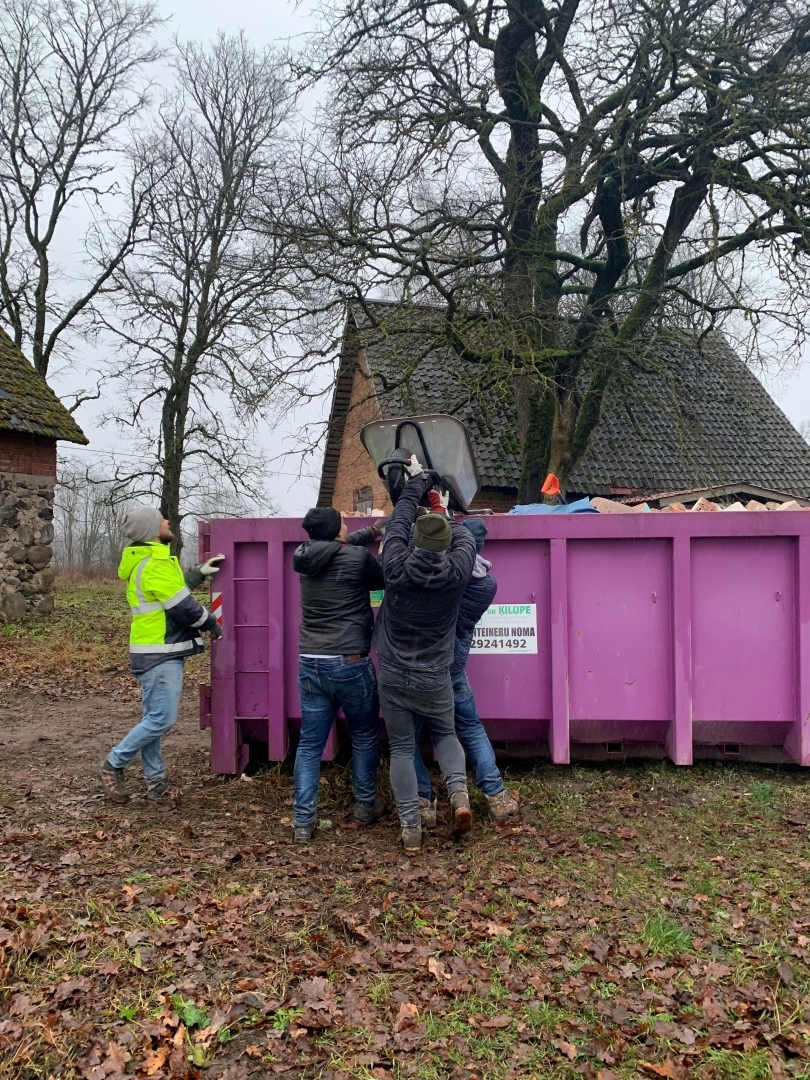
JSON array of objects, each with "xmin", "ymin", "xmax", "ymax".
[
  {"xmin": 160, "ymin": 449, "xmax": 184, "ymax": 559},
  {"xmin": 160, "ymin": 364, "xmax": 192, "ymax": 558},
  {"xmin": 515, "ymin": 375, "xmax": 553, "ymax": 503},
  {"xmin": 547, "ymin": 384, "xmax": 581, "ymax": 488}
]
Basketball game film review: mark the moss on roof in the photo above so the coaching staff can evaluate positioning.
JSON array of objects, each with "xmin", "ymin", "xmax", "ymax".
[{"xmin": 0, "ymin": 328, "xmax": 88, "ymax": 444}]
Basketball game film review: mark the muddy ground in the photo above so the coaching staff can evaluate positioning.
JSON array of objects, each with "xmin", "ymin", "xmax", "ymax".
[{"xmin": 3, "ymin": 587, "xmax": 810, "ymax": 1080}]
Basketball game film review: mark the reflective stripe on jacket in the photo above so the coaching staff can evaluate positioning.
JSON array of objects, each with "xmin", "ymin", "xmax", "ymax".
[{"xmin": 118, "ymin": 542, "xmax": 214, "ymax": 675}]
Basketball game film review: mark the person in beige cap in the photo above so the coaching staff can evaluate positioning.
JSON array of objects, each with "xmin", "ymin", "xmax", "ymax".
[
  {"xmin": 98, "ymin": 507, "xmax": 223, "ymax": 804},
  {"xmin": 372, "ymin": 457, "xmax": 476, "ymax": 850}
]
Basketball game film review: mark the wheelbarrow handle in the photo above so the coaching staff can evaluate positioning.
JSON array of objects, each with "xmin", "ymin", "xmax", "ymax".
[{"xmin": 376, "ymin": 459, "xmax": 444, "ymax": 487}]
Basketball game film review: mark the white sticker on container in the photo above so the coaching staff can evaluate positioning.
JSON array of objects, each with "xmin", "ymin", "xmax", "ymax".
[{"xmin": 470, "ymin": 604, "xmax": 537, "ymax": 653}]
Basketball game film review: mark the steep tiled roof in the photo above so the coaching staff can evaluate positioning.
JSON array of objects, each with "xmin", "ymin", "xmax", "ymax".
[
  {"xmin": 327, "ymin": 301, "xmax": 810, "ymax": 500},
  {"xmin": 0, "ymin": 328, "xmax": 88, "ymax": 443}
]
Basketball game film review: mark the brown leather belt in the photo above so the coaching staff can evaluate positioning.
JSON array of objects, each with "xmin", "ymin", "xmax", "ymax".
[{"xmin": 345, "ymin": 654, "xmax": 365, "ymax": 663}]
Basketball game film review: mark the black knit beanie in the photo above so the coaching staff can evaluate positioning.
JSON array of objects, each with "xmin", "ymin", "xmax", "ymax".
[
  {"xmin": 302, "ymin": 506, "xmax": 342, "ymax": 541},
  {"xmin": 462, "ymin": 517, "xmax": 488, "ymax": 553}
]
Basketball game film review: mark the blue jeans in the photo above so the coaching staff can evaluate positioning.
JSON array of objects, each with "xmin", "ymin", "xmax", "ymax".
[
  {"xmin": 414, "ymin": 670, "xmax": 504, "ymax": 799},
  {"xmin": 108, "ymin": 659, "xmax": 184, "ymax": 783},
  {"xmin": 294, "ymin": 656, "xmax": 380, "ymax": 828}
]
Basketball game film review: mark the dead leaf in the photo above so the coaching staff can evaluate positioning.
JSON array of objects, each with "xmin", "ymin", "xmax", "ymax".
[
  {"xmin": 553, "ymin": 1039, "xmax": 578, "ymax": 1060},
  {"xmin": 142, "ymin": 1048, "xmax": 168, "ymax": 1076},
  {"xmin": 53, "ymin": 978, "xmax": 92, "ymax": 1002},
  {"xmin": 598, "ymin": 1072, "xmax": 621, "ymax": 1080},
  {"xmin": 428, "ymin": 956, "xmax": 447, "ymax": 980},
  {"xmin": 394, "ymin": 1002, "xmax": 418, "ymax": 1032},
  {"xmin": 639, "ymin": 1060, "xmax": 686, "ymax": 1080},
  {"xmin": 705, "ymin": 961, "xmax": 732, "ymax": 978},
  {"xmin": 549, "ymin": 895, "xmax": 568, "ymax": 908},
  {"xmin": 480, "ymin": 1014, "xmax": 512, "ymax": 1029},
  {"xmin": 778, "ymin": 960, "xmax": 795, "ymax": 984},
  {"xmin": 103, "ymin": 1041, "xmax": 131, "ymax": 1075},
  {"xmin": 244, "ymin": 1046, "xmax": 263, "ymax": 1058},
  {"xmin": 485, "ymin": 921, "xmax": 511, "ymax": 937},
  {"xmin": 97, "ymin": 960, "xmax": 120, "ymax": 976}
]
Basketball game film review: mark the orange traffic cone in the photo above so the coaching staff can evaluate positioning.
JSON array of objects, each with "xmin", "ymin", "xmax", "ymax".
[{"xmin": 541, "ymin": 473, "xmax": 561, "ymax": 496}]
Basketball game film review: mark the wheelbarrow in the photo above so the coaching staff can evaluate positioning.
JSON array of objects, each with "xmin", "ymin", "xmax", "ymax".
[{"xmin": 360, "ymin": 414, "xmax": 480, "ymax": 512}]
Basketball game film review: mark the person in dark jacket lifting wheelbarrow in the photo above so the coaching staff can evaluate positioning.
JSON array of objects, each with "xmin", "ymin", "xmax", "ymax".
[
  {"xmin": 373, "ymin": 456, "xmax": 476, "ymax": 851},
  {"xmin": 414, "ymin": 516, "xmax": 519, "ymax": 826},
  {"xmin": 291, "ymin": 507, "xmax": 387, "ymax": 844}
]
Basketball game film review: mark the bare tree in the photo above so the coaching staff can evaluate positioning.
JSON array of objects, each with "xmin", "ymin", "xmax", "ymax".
[
  {"xmin": 102, "ymin": 33, "xmax": 300, "ymax": 554},
  {"xmin": 53, "ymin": 457, "xmax": 125, "ymax": 569},
  {"xmin": 0, "ymin": 0, "xmax": 162, "ymax": 382},
  {"xmin": 294, "ymin": 0, "xmax": 810, "ymax": 499}
]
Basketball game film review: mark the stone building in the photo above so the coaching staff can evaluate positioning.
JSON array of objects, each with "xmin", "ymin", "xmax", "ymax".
[
  {"xmin": 0, "ymin": 329, "xmax": 88, "ymax": 620},
  {"xmin": 318, "ymin": 302, "xmax": 810, "ymax": 512}
]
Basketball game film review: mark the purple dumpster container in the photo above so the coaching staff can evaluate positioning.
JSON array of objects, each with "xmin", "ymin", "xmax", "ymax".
[{"xmin": 198, "ymin": 511, "xmax": 810, "ymax": 773}]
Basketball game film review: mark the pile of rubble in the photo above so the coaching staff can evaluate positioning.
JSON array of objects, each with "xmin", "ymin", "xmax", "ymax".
[{"xmin": 590, "ymin": 497, "xmax": 807, "ymax": 514}]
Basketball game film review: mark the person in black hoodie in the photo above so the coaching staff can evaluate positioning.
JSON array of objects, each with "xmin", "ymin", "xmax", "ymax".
[
  {"xmin": 414, "ymin": 517, "xmax": 519, "ymax": 825},
  {"xmin": 292, "ymin": 507, "xmax": 386, "ymax": 844},
  {"xmin": 373, "ymin": 458, "xmax": 477, "ymax": 851}
]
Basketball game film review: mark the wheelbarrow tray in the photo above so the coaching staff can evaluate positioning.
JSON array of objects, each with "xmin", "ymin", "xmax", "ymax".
[{"xmin": 360, "ymin": 414, "xmax": 480, "ymax": 511}]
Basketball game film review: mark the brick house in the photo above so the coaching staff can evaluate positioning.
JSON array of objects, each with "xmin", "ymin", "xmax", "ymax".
[
  {"xmin": 318, "ymin": 302, "xmax": 810, "ymax": 512},
  {"xmin": 0, "ymin": 328, "xmax": 88, "ymax": 619}
]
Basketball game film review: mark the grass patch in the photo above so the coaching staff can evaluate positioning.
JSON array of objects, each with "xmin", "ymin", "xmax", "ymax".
[
  {"xmin": 703, "ymin": 1047, "xmax": 773, "ymax": 1079},
  {"xmin": 641, "ymin": 914, "xmax": 693, "ymax": 956}
]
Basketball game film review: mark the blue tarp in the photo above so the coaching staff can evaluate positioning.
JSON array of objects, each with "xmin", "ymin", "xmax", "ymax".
[{"xmin": 509, "ymin": 497, "xmax": 598, "ymax": 515}]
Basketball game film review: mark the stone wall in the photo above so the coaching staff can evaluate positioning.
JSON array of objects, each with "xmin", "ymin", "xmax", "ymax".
[{"xmin": 0, "ymin": 472, "xmax": 56, "ymax": 620}]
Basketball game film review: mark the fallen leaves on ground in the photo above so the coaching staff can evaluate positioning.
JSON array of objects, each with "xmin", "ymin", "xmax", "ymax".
[{"xmin": 2, "ymin": 585, "xmax": 810, "ymax": 1079}]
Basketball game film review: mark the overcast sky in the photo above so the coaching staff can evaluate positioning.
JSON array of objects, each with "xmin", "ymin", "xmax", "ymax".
[{"xmin": 50, "ymin": 0, "xmax": 810, "ymax": 515}]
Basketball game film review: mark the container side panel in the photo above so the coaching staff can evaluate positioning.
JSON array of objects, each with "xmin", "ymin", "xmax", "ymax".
[
  {"xmin": 236, "ymin": 626, "xmax": 270, "ymax": 672},
  {"xmin": 235, "ymin": 672, "xmax": 270, "ymax": 719},
  {"xmin": 692, "ymin": 537, "xmax": 796, "ymax": 722},
  {"xmin": 567, "ymin": 539, "xmax": 673, "ymax": 722},
  {"xmin": 466, "ymin": 539, "xmax": 551, "ymax": 724},
  {"xmin": 284, "ymin": 543, "xmax": 303, "ymax": 719},
  {"xmin": 785, "ymin": 535, "xmax": 810, "ymax": 763},
  {"xmin": 234, "ymin": 577, "xmax": 269, "ymax": 626},
  {"xmin": 234, "ymin": 542, "xmax": 270, "ymax": 578},
  {"xmin": 266, "ymin": 540, "xmax": 288, "ymax": 760}
]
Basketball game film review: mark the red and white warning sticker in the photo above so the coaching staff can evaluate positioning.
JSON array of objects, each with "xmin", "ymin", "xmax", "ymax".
[{"xmin": 210, "ymin": 591, "xmax": 223, "ymax": 626}]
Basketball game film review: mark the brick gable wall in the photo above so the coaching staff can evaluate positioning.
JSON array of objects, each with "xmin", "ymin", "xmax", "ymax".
[
  {"xmin": 331, "ymin": 352, "xmax": 392, "ymax": 513},
  {"xmin": 328, "ymin": 350, "xmax": 520, "ymax": 515},
  {"xmin": 0, "ymin": 432, "xmax": 57, "ymax": 477}
]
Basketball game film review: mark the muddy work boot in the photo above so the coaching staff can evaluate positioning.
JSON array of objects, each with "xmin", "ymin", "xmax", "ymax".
[
  {"xmin": 98, "ymin": 759, "xmax": 129, "ymax": 804},
  {"xmin": 419, "ymin": 796, "xmax": 437, "ymax": 829},
  {"xmin": 401, "ymin": 825, "xmax": 422, "ymax": 852},
  {"xmin": 450, "ymin": 791, "xmax": 472, "ymax": 836},
  {"xmin": 353, "ymin": 795, "xmax": 388, "ymax": 826},
  {"xmin": 486, "ymin": 789, "xmax": 519, "ymax": 822},
  {"xmin": 294, "ymin": 822, "xmax": 316, "ymax": 844},
  {"xmin": 146, "ymin": 777, "xmax": 182, "ymax": 803}
]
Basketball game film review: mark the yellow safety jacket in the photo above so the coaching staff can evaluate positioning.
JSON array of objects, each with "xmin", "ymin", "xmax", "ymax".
[{"xmin": 118, "ymin": 542, "xmax": 214, "ymax": 675}]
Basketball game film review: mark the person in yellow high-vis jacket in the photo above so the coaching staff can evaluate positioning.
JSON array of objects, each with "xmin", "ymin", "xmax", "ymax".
[{"xmin": 98, "ymin": 507, "xmax": 224, "ymax": 804}]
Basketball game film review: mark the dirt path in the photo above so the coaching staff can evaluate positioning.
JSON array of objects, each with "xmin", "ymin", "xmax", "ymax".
[{"xmin": 3, "ymin": 678, "xmax": 810, "ymax": 1080}]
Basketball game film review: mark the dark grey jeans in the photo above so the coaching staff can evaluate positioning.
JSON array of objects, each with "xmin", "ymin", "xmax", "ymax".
[{"xmin": 378, "ymin": 661, "xmax": 468, "ymax": 828}]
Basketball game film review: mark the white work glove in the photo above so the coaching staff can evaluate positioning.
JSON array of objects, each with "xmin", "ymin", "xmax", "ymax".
[
  {"xmin": 405, "ymin": 454, "xmax": 427, "ymax": 479},
  {"xmin": 199, "ymin": 554, "xmax": 225, "ymax": 577},
  {"xmin": 431, "ymin": 487, "xmax": 450, "ymax": 511}
]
